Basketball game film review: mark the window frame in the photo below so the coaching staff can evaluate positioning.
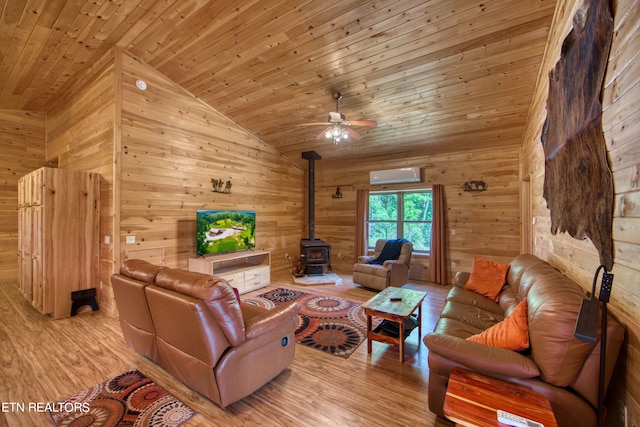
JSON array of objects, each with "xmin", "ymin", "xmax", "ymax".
[{"xmin": 366, "ymin": 188, "xmax": 432, "ymax": 254}]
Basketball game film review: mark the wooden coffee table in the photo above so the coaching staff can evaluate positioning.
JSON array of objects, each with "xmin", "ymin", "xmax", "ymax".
[
  {"xmin": 444, "ymin": 368, "xmax": 558, "ymax": 427},
  {"xmin": 361, "ymin": 286, "xmax": 427, "ymax": 363}
]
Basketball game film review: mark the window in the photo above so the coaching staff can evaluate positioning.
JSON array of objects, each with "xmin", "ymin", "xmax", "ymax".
[{"xmin": 366, "ymin": 189, "xmax": 432, "ymax": 253}]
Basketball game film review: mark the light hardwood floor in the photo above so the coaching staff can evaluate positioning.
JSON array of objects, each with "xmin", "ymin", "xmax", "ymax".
[{"xmin": 0, "ymin": 273, "xmax": 454, "ymax": 427}]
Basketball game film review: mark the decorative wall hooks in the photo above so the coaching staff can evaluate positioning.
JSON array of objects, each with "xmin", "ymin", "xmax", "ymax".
[
  {"xmin": 332, "ymin": 186, "xmax": 343, "ymax": 199},
  {"xmin": 211, "ymin": 178, "xmax": 232, "ymax": 194},
  {"xmin": 463, "ymin": 180, "xmax": 487, "ymax": 192}
]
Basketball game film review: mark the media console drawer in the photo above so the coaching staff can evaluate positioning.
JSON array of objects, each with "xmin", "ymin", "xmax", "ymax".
[
  {"xmin": 188, "ymin": 251, "xmax": 271, "ymax": 294},
  {"xmin": 219, "ymin": 271, "xmax": 245, "ymax": 286},
  {"xmin": 244, "ymin": 266, "xmax": 270, "ymax": 291}
]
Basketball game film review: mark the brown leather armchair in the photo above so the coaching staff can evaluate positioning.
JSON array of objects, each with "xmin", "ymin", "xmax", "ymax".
[
  {"xmin": 352, "ymin": 239, "xmax": 412, "ymax": 290},
  {"xmin": 111, "ymin": 259, "xmax": 299, "ymax": 408}
]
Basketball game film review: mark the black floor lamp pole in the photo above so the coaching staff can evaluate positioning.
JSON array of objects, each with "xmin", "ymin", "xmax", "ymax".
[
  {"xmin": 573, "ymin": 265, "xmax": 613, "ymax": 427},
  {"xmin": 598, "ymin": 297, "xmax": 607, "ymax": 425}
]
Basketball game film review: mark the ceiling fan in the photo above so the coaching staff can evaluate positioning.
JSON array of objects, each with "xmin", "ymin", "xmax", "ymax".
[{"xmin": 297, "ymin": 92, "xmax": 377, "ymax": 143}]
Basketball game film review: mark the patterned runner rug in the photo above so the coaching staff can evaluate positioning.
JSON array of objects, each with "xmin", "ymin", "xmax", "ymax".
[
  {"xmin": 243, "ymin": 288, "xmax": 380, "ymax": 359},
  {"xmin": 48, "ymin": 369, "xmax": 196, "ymax": 426}
]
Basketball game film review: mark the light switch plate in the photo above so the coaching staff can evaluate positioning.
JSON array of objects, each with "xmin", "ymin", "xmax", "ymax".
[{"xmin": 125, "ymin": 235, "xmax": 136, "ymax": 245}]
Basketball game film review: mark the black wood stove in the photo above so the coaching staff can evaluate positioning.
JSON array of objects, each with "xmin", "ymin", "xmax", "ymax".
[{"xmin": 300, "ymin": 151, "xmax": 331, "ymax": 275}]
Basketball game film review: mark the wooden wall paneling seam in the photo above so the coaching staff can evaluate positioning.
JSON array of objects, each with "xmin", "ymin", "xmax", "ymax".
[{"xmin": 112, "ymin": 47, "xmax": 124, "ymax": 314}]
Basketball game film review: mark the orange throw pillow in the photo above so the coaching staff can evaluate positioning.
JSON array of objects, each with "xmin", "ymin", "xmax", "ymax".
[
  {"xmin": 463, "ymin": 256, "xmax": 509, "ymax": 301},
  {"xmin": 467, "ymin": 300, "xmax": 529, "ymax": 351}
]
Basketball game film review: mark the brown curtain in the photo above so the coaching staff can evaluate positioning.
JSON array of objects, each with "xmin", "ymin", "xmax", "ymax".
[
  {"xmin": 355, "ymin": 189, "xmax": 369, "ymax": 262},
  {"xmin": 429, "ymin": 184, "xmax": 446, "ymax": 284}
]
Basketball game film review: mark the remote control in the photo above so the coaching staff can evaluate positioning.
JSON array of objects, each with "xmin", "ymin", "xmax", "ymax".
[
  {"xmin": 599, "ymin": 272, "xmax": 614, "ymax": 303},
  {"xmin": 497, "ymin": 410, "xmax": 544, "ymax": 427},
  {"xmin": 389, "ymin": 297, "xmax": 402, "ymax": 301}
]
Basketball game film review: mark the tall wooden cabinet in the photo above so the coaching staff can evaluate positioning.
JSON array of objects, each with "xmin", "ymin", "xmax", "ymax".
[{"xmin": 18, "ymin": 167, "xmax": 100, "ymax": 319}]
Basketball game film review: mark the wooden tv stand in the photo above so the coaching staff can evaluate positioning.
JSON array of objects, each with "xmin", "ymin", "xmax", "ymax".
[{"xmin": 188, "ymin": 251, "xmax": 270, "ymax": 294}]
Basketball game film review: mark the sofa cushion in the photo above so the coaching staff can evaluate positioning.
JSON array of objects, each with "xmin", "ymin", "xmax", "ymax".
[
  {"xmin": 154, "ymin": 268, "xmax": 246, "ymax": 346},
  {"xmin": 439, "ymin": 300, "xmax": 504, "ymax": 330},
  {"xmin": 433, "ymin": 316, "xmax": 484, "ymax": 339},
  {"xmin": 446, "ymin": 286, "xmax": 504, "ymax": 314},
  {"xmin": 505, "ymin": 254, "xmax": 546, "ymax": 294},
  {"xmin": 498, "ymin": 287, "xmax": 520, "ymax": 315},
  {"xmin": 467, "ymin": 300, "xmax": 529, "ymax": 351},
  {"xmin": 515, "ymin": 261, "xmax": 563, "ymax": 301},
  {"xmin": 526, "ymin": 274, "xmax": 598, "ymax": 387},
  {"xmin": 120, "ymin": 259, "xmax": 167, "ymax": 283},
  {"xmin": 463, "ymin": 256, "xmax": 510, "ymax": 301}
]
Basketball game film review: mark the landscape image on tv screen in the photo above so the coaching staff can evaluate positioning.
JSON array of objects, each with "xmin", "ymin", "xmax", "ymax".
[{"xmin": 196, "ymin": 210, "xmax": 256, "ymax": 256}]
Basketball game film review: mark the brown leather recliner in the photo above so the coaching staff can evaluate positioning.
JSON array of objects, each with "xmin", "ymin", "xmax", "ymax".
[
  {"xmin": 111, "ymin": 259, "xmax": 299, "ymax": 408},
  {"xmin": 111, "ymin": 259, "xmax": 165, "ymax": 362},
  {"xmin": 352, "ymin": 239, "xmax": 412, "ymax": 290}
]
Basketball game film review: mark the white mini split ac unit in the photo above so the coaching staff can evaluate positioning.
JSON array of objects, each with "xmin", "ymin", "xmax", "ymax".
[{"xmin": 369, "ymin": 167, "xmax": 421, "ymax": 185}]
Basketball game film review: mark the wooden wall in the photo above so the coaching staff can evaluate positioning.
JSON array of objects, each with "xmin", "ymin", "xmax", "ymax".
[
  {"xmin": 521, "ymin": 0, "xmax": 640, "ymax": 425},
  {"xmin": 5, "ymin": 48, "xmax": 305, "ymax": 316},
  {"xmin": 315, "ymin": 145, "xmax": 522, "ymax": 283},
  {"xmin": 0, "ymin": 110, "xmax": 46, "ymax": 280},
  {"xmin": 117, "ymin": 50, "xmax": 305, "ymax": 278},
  {"xmin": 46, "ymin": 50, "xmax": 117, "ymax": 315}
]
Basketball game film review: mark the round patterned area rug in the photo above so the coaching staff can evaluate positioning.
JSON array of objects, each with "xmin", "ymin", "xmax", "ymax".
[
  {"xmin": 48, "ymin": 370, "xmax": 196, "ymax": 427},
  {"xmin": 243, "ymin": 288, "xmax": 380, "ymax": 359}
]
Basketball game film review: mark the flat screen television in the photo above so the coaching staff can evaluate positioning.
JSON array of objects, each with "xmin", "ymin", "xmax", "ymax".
[{"xmin": 196, "ymin": 210, "xmax": 256, "ymax": 256}]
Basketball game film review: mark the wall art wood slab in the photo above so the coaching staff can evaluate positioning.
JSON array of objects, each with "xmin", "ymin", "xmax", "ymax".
[{"xmin": 541, "ymin": 0, "xmax": 614, "ymax": 270}]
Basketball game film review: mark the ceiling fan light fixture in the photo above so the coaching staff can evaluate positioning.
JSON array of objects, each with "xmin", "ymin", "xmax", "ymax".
[{"xmin": 298, "ymin": 91, "xmax": 377, "ymax": 143}]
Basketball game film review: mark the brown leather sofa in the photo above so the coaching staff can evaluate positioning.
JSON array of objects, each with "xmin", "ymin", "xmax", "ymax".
[
  {"xmin": 111, "ymin": 259, "xmax": 300, "ymax": 408},
  {"xmin": 423, "ymin": 254, "xmax": 624, "ymax": 427},
  {"xmin": 352, "ymin": 239, "xmax": 413, "ymax": 290}
]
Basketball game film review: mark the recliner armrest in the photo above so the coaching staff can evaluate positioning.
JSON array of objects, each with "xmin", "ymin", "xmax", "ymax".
[
  {"xmin": 382, "ymin": 259, "xmax": 406, "ymax": 269},
  {"xmin": 357, "ymin": 255, "xmax": 376, "ymax": 264},
  {"xmin": 245, "ymin": 302, "xmax": 300, "ymax": 339},
  {"xmin": 424, "ymin": 333, "xmax": 540, "ymax": 378}
]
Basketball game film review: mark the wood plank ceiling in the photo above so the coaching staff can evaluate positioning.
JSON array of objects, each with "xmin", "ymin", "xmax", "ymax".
[{"xmin": 0, "ymin": 0, "xmax": 557, "ymax": 166}]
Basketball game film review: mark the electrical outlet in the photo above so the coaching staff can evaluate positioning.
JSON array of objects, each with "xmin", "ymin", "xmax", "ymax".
[
  {"xmin": 451, "ymin": 261, "xmax": 456, "ymax": 269},
  {"xmin": 125, "ymin": 235, "xmax": 136, "ymax": 245},
  {"xmin": 104, "ymin": 235, "xmax": 110, "ymax": 244},
  {"xmin": 451, "ymin": 229, "xmax": 456, "ymax": 236}
]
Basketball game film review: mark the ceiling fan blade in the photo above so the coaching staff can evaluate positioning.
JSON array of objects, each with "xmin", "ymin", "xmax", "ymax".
[
  {"xmin": 297, "ymin": 122, "xmax": 331, "ymax": 126},
  {"xmin": 345, "ymin": 120, "xmax": 378, "ymax": 127},
  {"xmin": 345, "ymin": 127, "xmax": 362, "ymax": 140},
  {"xmin": 315, "ymin": 127, "xmax": 331, "ymax": 140}
]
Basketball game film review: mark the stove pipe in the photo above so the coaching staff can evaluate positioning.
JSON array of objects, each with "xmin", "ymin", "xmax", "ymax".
[{"xmin": 301, "ymin": 150, "xmax": 321, "ymax": 240}]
